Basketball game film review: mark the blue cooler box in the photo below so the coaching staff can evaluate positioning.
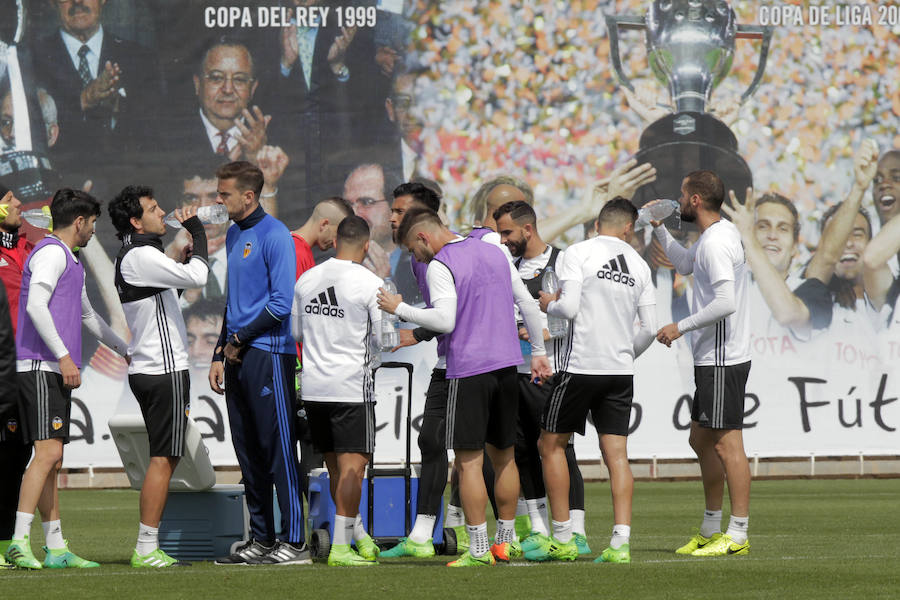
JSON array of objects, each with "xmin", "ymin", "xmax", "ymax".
[
  {"xmin": 307, "ymin": 467, "xmax": 443, "ymax": 552},
  {"xmin": 159, "ymin": 484, "xmax": 247, "ymax": 561}
]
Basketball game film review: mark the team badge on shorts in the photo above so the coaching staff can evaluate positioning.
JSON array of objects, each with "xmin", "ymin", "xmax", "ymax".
[
  {"xmin": 185, "ymin": 403, "xmax": 191, "ymax": 417},
  {"xmin": 6, "ymin": 419, "xmax": 16, "ymax": 433},
  {"xmin": 52, "ymin": 416, "xmax": 63, "ymax": 430},
  {"xmin": 243, "ymin": 241, "xmax": 252, "ymax": 258}
]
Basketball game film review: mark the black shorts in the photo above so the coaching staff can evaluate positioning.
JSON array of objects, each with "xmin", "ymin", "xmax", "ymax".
[
  {"xmin": 129, "ymin": 371, "xmax": 191, "ymax": 457},
  {"xmin": 542, "ymin": 372, "xmax": 634, "ymax": 437},
  {"xmin": 446, "ymin": 366, "xmax": 518, "ymax": 451},
  {"xmin": 305, "ymin": 402, "xmax": 375, "ymax": 454},
  {"xmin": 18, "ymin": 370, "xmax": 71, "ymax": 443},
  {"xmin": 518, "ymin": 373, "xmax": 551, "ymax": 442},
  {"xmin": 423, "ymin": 368, "xmax": 448, "ymax": 417},
  {"xmin": 692, "ymin": 361, "xmax": 751, "ymax": 430}
]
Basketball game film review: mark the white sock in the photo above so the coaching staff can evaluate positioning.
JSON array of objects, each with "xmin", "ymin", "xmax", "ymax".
[
  {"xmin": 445, "ymin": 504, "xmax": 465, "ymax": 528},
  {"xmin": 569, "ymin": 508, "xmax": 586, "ymax": 536},
  {"xmin": 467, "ymin": 522, "xmax": 489, "ymax": 557},
  {"xmin": 13, "ymin": 511, "xmax": 34, "ymax": 541},
  {"xmin": 408, "ymin": 514, "xmax": 437, "ymax": 544},
  {"xmin": 700, "ymin": 509, "xmax": 722, "ymax": 538},
  {"xmin": 515, "ymin": 497, "xmax": 528, "ymax": 517},
  {"xmin": 610, "ymin": 524, "xmax": 630, "ymax": 549},
  {"xmin": 42, "ymin": 519, "xmax": 64, "ymax": 550},
  {"xmin": 552, "ymin": 519, "xmax": 572, "ymax": 544},
  {"xmin": 333, "ymin": 515, "xmax": 355, "ymax": 546},
  {"xmin": 353, "ymin": 514, "xmax": 368, "ymax": 541},
  {"xmin": 136, "ymin": 523, "xmax": 159, "ymax": 555},
  {"xmin": 495, "ymin": 518, "xmax": 516, "ymax": 545},
  {"xmin": 725, "ymin": 514, "xmax": 749, "ymax": 544},
  {"xmin": 527, "ymin": 498, "xmax": 551, "ymax": 536}
]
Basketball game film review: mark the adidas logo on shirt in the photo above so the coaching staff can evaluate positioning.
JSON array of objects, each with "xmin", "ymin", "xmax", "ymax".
[
  {"xmin": 596, "ymin": 254, "xmax": 635, "ymax": 287},
  {"xmin": 305, "ymin": 286, "xmax": 345, "ymax": 318}
]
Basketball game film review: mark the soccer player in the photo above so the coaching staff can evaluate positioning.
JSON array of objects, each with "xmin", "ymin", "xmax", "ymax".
[
  {"xmin": 291, "ymin": 197, "xmax": 354, "ymax": 275},
  {"xmin": 529, "ymin": 198, "xmax": 656, "ymax": 564},
  {"xmin": 0, "ymin": 184, "xmax": 34, "ymax": 567},
  {"xmin": 379, "ymin": 182, "xmax": 449, "ymax": 558},
  {"xmin": 493, "ymin": 199, "xmax": 593, "ymax": 555},
  {"xmin": 208, "ymin": 162, "xmax": 308, "ymax": 565},
  {"xmin": 7, "ymin": 189, "xmax": 129, "ymax": 569},
  {"xmin": 379, "ymin": 208, "xmax": 551, "ymax": 567},
  {"xmin": 291, "ymin": 215, "xmax": 383, "ymax": 567},
  {"xmin": 654, "ymin": 171, "xmax": 753, "ymax": 557},
  {"xmin": 108, "ymin": 185, "xmax": 210, "ymax": 568}
]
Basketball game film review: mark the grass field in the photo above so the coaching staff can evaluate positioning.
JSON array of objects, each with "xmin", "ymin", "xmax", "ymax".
[{"xmin": 4, "ymin": 479, "xmax": 898, "ymax": 599}]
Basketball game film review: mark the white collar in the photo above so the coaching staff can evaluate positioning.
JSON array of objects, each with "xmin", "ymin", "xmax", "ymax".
[
  {"xmin": 60, "ymin": 26, "xmax": 103, "ymax": 62},
  {"xmin": 198, "ymin": 108, "xmax": 240, "ymax": 149}
]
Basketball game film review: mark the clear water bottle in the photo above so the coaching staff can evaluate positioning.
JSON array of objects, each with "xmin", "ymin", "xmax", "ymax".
[
  {"xmin": 636, "ymin": 199, "xmax": 680, "ymax": 228},
  {"xmin": 541, "ymin": 266, "xmax": 569, "ymax": 338},
  {"xmin": 22, "ymin": 206, "xmax": 53, "ymax": 230},
  {"xmin": 380, "ymin": 278, "xmax": 400, "ymax": 351},
  {"xmin": 164, "ymin": 204, "xmax": 229, "ymax": 228}
]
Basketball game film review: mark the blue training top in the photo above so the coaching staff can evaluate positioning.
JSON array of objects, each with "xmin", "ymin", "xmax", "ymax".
[{"xmin": 224, "ymin": 205, "xmax": 295, "ymax": 354}]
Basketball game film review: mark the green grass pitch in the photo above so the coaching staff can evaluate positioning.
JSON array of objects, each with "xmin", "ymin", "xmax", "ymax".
[{"xmin": 4, "ymin": 478, "xmax": 898, "ymax": 599}]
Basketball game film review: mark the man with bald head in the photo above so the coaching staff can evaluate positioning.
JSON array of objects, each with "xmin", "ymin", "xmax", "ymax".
[
  {"xmin": 470, "ymin": 176, "xmax": 533, "ymax": 232},
  {"xmin": 291, "ymin": 197, "xmax": 354, "ymax": 275}
]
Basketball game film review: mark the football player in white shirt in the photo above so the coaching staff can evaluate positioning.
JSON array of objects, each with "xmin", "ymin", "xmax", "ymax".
[
  {"xmin": 291, "ymin": 215, "xmax": 383, "ymax": 567},
  {"xmin": 654, "ymin": 171, "xmax": 753, "ymax": 558},
  {"xmin": 533, "ymin": 198, "xmax": 656, "ymax": 564}
]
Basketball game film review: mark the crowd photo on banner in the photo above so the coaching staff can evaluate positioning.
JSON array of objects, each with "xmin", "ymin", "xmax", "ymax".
[{"xmin": 0, "ymin": 0, "xmax": 897, "ymax": 571}]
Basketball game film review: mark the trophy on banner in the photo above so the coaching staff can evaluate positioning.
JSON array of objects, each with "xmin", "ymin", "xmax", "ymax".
[
  {"xmin": 606, "ymin": 0, "xmax": 773, "ymax": 206},
  {"xmin": 1, "ymin": 0, "xmax": 58, "ymax": 205}
]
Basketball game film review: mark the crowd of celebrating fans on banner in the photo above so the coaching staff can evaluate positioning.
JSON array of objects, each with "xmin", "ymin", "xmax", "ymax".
[{"xmin": 0, "ymin": 0, "xmax": 898, "ymax": 572}]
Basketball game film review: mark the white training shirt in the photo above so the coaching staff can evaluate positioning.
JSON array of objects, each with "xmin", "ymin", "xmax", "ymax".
[
  {"xmin": 514, "ymin": 245, "xmax": 565, "ymax": 374},
  {"xmin": 656, "ymin": 220, "xmax": 752, "ymax": 366},
  {"xmin": 292, "ymin": 258, "xmax": 383, "ymax": 403},
  {"xmin": 17, "ymin": 241, "xmax": 128, "ymax": 374},
  {"xmin": 119, "ymin": 244, "xmax": 209, "ymax": 375},
  {"xmin": 550, "ymin": 235, "xmax": 655, "ymax": 375}
]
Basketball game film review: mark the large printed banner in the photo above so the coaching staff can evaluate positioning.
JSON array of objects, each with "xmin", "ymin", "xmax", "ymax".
[{"xmin": 1, "ymin": 1, "xmax": 898, "ymax": 467}]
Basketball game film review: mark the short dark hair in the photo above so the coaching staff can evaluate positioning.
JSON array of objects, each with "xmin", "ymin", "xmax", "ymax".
[
  {"xmin": 598, "ymin": 196, "xmax": 638, "ymax": 227},
  {"xmin": 337, "ymin": 215, "xmax": 370, "ymax": 245},
  {"xmin": 197, "ymin": 36, "xmax": 255, "ymax": 77},
  {"xmin": 756, "ymin": 193, "xmax": 800, "ymax": 241},
  {"xmin": 109, "ymin": 185, "xmax": 154, "ymax": 240},
  {"xmin": 393, "ymin": 182, "xmax": 441, "ymax": 212},
  {"xmin": 50, "ymin": 188, "xmax": 101, "ymax": 230},
  {"xmin": 409, "ymin": 176, "xmax": 443, "ymax": 200},
  {"xmin": 183, "ymin": 298, "xmax": 225, "ymax": 325},
  {"xmin": 684, "ymin": 170, "xmax": 725, "ymax": 211},
  {"xmin": 216, "ymin": 161, "xmax": 264, "ymax": 200},
  {"xmin": 492, "ymin": 200, "xmax": 536, "ymax": 226},
  {"xmin": 397, "ymin": 207, "xmax": 442, "ymax": 245},
  {"xmin": 821, "ymin": 203, "xmax": 872, "ymax": 238}
]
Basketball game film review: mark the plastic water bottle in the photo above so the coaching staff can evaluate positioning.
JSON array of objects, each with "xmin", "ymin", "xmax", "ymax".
[
  {"xmin": 22, "ymin": 206, "xmax": 53, "ymax": 230},
  {"xmin": 164, "ymin": 204, "xmax": 228, "ymax": 228},
  {"xmin": 380, "ymin": 278, "xmax": 400, "ymax": 351},
  {"xmin": 541, "ymin": 266, "xmax": 569, "ymax": 338},
  {"xmin": 636, "ymin": 199, "xmax": 680, "ymax": 228}
]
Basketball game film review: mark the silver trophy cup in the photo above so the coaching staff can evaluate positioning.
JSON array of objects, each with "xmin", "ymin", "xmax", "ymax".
[{"xmin": 606, "ymin": 0, "xmax": 773, "ymax": 206}]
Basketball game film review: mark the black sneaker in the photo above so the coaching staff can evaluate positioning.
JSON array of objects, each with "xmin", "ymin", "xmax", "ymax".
[
  {"xmin": 215, "ymin": 539, "xmax": 275, "ymax": 565},
  {"xmin": 258, "ymin": 541, "xmax": 313, "ymax": 565}
]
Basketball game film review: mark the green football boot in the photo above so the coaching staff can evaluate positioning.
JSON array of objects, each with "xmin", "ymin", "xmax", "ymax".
[
  {"xmin": 354, "ymin": 534, "xmax": 380, "ymax": 561},
  {"xmin": 594, "ymin": 543, "xmax": 630, "ymax": 564},
  {"xmin": 131, "ymin": 548, "xmax": 190, "ymax": 568},
  {"xmin": 675, "ymin": 531, "xmax": 722, "ymax": 555},
  {"xmin": 451, "ymin": 525, "xmax": 469, "ymax": 553},
  {"xmin": 380, "ymin": 537, "xmax": 435, "ymax": 558},
  {"xmin": 691, "ymin": 534, "xmax": 749, "ymax": 557},
  {"xmin": 523, "ymin": 535, "xmax": 578, "ymax": 562},
  {"xmin": 6, "ymin": 537, "xmax": 41, "ymax": 570},
  {"xmin": 42, "ymin": 541, "xmax": 100, "ymax": 568},
  {"xmin": 446, "ymin": 550, "xmax": 495, "ymax": 567},
  {"xmin": 574, "ymin": 533, "xmax": 591, "ymax": 555},
  {"xmin": 514, "ymin": 514, "xmax": 532, "ymax": 541},
  {"xmin": 327, "ymin": 544, "xmax": 377, "ymax": 566}
]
